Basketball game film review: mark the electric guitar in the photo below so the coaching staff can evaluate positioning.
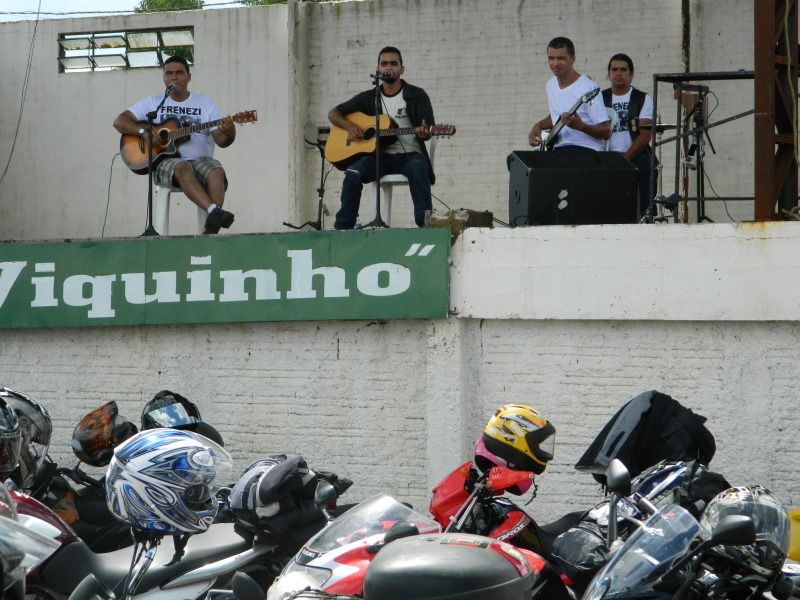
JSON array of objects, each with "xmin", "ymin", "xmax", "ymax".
[
  {"xmin": 535, "ymin": 87, "xmax": 600, "ymax": 151},
  {"xmin": 120, "ymin": 110, "xmax": 258, "ymax": 174},
  {"xmin": 325, "ymin": 112, "xmax": 456, "ymax": 170}
]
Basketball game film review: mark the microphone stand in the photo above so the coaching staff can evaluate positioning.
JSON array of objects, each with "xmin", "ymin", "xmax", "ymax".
[
  {"xmin": 365, "ymin": 72, "xmax": 388, "ymax": 228},
  {"xmin": 141, "ymin": 86, "xmax": 173, "ymax": 236}
]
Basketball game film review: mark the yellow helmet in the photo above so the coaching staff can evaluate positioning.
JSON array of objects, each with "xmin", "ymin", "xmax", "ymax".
[{"xmin": 482, "ymin": 404, "xmax": 555, "ymax": 474}]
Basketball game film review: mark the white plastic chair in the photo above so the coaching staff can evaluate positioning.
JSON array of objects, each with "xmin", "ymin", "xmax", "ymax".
[
  {"xmin": 604, "ymin": 107, "xmax": 618, "ymax": 151},
  {"xmin": 370, "ymin": 136, "xmax": 438, "ymax": 226},
  {"xmin": 153, "ymin": 184, "xmax": 206, "ymax": 235}
]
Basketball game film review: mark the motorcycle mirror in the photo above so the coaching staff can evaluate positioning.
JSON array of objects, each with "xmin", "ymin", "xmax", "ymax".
[
  {"xmin": 710, "ymin": 515, "xmax": 756, "ymax": 547},
  {"xmin": 231, "ymin": 571, "xmax": 266, "ymax": 600},
  {"xmin": 384, "ymin": 520, "xmax": 419, "ymax": 545},
  {"xmin": 606, "ymin": 459, "xmax": 632, "ymax": 496},
  {"xmin": 315, "ymin": 480, "xmax": 337, "ymax": 505},
  {"xmin": 486, "ymin": 467, "xmax": 534, "ymax": 493}
]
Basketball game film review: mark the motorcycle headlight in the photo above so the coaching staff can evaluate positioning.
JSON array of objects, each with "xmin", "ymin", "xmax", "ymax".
[{"xmin": 266, "ymin": 565, "xmax": 332, "ymax": 600}]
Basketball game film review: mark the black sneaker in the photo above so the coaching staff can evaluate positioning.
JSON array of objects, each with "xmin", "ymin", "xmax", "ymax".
[{"xmin": 203, "ymin": 207, "xmax": 235, "ymax": 234}]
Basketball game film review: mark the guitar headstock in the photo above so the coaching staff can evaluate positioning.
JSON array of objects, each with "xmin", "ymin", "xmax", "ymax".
[
  {"xmin": 231, "ymin": 110, "xmax": 258, "ymax": 124},
  {"xmin": 431, "ymin": 124, "xmax": 456, "ymax": 137},
  {"xmin": 582, "ymin": 87, "xmax": 600, "ymax": 103}
]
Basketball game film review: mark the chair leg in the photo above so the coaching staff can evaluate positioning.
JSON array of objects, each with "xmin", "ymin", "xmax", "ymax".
[
  {"xmin": 382, "ymin": 184, "xmax": 393, "ymax": 226},
  {"xmin": 197, "ymin": 206, "xmax": 207, "ymax": 234},
  {"xmin": 153, "ymin": 187, "xmax": 170, "ymax": 235}
]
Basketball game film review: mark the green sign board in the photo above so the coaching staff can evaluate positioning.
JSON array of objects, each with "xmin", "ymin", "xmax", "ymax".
[{"xmin": 0, "ymin": 229, "xmax": 450, "ymax": 328}]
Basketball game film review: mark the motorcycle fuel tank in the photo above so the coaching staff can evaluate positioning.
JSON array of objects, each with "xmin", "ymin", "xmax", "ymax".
[{"xmin": 363, "ymin": 533, "xmax": 535, "ymax": 600}]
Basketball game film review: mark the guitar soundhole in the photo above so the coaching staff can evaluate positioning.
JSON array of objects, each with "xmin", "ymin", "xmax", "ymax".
[{"xmin": 363, "ymin": 128, "xmax": 376, "ymax": 141}]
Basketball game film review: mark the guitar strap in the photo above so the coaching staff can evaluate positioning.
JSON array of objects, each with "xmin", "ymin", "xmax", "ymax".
[{"xmin": 602, "ymin": 87, "xmax": 647, "ymax": 143}]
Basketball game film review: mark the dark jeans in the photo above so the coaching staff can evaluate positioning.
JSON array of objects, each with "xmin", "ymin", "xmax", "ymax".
[
  {"xmin": 334, "ymin": 152, "xmax": 431, "ymax": 229},
  {"xmin": 629, "ymin": 151, "xmax": 658, "ymax": 215}
]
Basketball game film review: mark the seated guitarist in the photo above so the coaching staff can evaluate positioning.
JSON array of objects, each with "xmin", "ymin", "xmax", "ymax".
[
  {"xmin": 329, "ymin": 46, "xmax": 434, "ymax": 229},
  {"xmin": 528, "ymin": 37, "xmax": 610, "ymax": 152},
  {"xmin": 113, "ymin": 56, "xmax": 236, "ymax": 235}
]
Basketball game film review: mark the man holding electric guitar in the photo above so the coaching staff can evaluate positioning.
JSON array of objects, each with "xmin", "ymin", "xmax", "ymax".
[
  {"xmin": 528, "ymin": 37, "xmax": 610, "ymax": 152},
  {"xmin": 113, "ymin": 56, "xmax": 238, "ymax": 235},
  {"xmin": 328, "ymin": 46, "xmax": 436, "ymax": 229}
]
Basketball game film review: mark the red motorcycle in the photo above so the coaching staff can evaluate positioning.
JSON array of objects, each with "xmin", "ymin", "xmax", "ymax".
[{"xmin": 267, "ymin": 466, "xmax": 575, "ymax": 600}]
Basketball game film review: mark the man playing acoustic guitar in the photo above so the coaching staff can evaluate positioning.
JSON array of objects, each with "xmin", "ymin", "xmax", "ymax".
[
  {"xmin": 328, "ymin": 46, "xmax": 435, "ymax": 229},
  {"xmin": 113, "ymin": 56, "xmax": 236, "ymax": 235}
]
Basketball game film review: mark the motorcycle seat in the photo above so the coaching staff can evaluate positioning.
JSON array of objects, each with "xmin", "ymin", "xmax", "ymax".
[
  {"xmin": 41, "ymin": 522, "xmax": 253, "ymax": 594},
  {"xmin": 534, "ymin": 510, "xmax": 585, "ymax": 560}
]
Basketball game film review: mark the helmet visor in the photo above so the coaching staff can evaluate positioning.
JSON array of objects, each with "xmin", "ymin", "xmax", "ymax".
[
  {"xmin": 527, "ymin": 422, "xmax": 556, "ymax": 463},
  {"xmin": 143, "ymin": 399, "xmax": 201, "ymax": 429},
  {"xmin": 0, "ymin": 432, "xmax": 21, "ymax": 474}
]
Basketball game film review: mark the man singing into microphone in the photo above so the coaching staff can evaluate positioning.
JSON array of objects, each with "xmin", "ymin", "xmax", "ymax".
[
  {"xmin": 328, "ymin": 46, "xmax": 435, "ymax": 229},
  {"xmin": 113, "ymin": 56, "xmax": 236, "ymax": 234}
]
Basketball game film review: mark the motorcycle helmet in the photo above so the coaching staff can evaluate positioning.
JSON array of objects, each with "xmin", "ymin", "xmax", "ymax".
[
  {"xmin": 141, "ymin": 390, "xmax": 225, "ymax": 446},
  {"xmin": 473, "ymin": 438, "xmax": 533, "ymax": 495},
  {"xmin": 71, "ymin": 401, "xmax": 139, "ymax": 467},
  {"xmin": 482, "ymin": 404, "xmax": 555, "ymax": 474},
  {"xmin": 0, "ymin": 398, "xmax": 21, "ymax": 476},
  {"xmin": 0, "ymin": 388, "xmax": 50, "ymax": 487},
  {"xmin": 105, "ymin": 428, "xmax": 233, "ymax": 534},
  {"xmin": 698, "ymin": 484, "xmax": 790, "ymax": 576}
]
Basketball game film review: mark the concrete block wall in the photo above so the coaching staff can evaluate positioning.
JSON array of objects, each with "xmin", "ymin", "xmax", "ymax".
[{"xmin": 3, "ymin": 223, "xmax": 799, "ymax": 521}]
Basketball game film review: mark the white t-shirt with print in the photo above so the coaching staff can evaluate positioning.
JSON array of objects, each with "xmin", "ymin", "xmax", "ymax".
[
  {"xmin": 546, "ymin": 74, "xmax": 608, "ymax": 151},
  {"xmin": 607, "ymin": 88, "xmax": 654, "ymax": 153},
  {"xmin": 380, "ymin": 90, "xmax": 422, "ymax": 155},
  {"xmin": 128, "ymin": 91, "xmax": 221, "ymax": 160}
]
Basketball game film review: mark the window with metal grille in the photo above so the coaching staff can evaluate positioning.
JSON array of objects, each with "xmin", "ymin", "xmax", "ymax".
[{"xmin": 58, "ymin": 28, "xmax": 194, "ymax": 73}]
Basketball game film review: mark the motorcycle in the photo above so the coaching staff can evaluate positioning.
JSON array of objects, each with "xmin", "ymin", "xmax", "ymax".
[
  {"xmin": 582, "ymin": 502, "xmax": 800, "ymax": 599},
  {"xmin": 267, "ymin": 466, "xmax": 580, "ymax": 600},
  {"xmin": 13, "ymin": 461, "xmax": 351, "ymax": 599}
]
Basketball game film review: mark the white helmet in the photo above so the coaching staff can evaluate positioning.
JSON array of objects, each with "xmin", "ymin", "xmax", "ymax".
[{"xmin": 105, "ymin": 428, "xmax": 233, "ymax": 534}]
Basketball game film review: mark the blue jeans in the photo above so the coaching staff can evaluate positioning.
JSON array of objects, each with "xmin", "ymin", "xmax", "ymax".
[{"xmin": 334, "ymin": 152, "xmax": 431, "ymax": 228}]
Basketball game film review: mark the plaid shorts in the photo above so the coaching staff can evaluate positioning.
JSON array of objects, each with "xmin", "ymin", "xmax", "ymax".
[{"xmin": 155, "ymin": 157, "xmax": 228, "ymax": 190}]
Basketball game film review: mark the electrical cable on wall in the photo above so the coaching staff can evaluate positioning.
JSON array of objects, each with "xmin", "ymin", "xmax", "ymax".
[{"xmin": 0, "ymin": 0, "xmax": 41, "ymax": 189}]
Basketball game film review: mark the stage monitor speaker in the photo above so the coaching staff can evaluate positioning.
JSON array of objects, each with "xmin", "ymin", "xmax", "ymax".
[{"xmin": 508, "ymin": 150, "xmax": 637, "ymax": 226}]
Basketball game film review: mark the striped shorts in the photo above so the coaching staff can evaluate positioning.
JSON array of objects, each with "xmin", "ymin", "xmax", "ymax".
[{"xmin": 155, "ymin": 156, "xmax": 227, "ymax": 190}]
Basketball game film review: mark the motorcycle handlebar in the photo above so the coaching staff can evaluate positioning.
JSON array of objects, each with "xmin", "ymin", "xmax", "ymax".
[{"xmin": 772, "ymin": 574, "xmax": 800, "ymax": 600}]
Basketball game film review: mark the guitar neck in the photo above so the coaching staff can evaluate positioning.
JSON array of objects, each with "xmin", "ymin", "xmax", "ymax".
[
  {"xmin": 378, "ymin": 126, "xmax": 417, "ymax": 137},
  {"xmin": 169, "ymin": 118, "xmax": 225, "ymax": 140}
]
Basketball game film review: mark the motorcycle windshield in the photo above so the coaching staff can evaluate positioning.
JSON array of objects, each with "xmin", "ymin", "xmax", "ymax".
[
  {"xmin": 583, "ymin": 504, "xmax": 699, "ymax": 600},
  {"xmin": 302, "ymin": 493, "xmax": 440, "ymax": 556},
  {"xmin": 0, "ymin": 514, "xmax": 60, "ymax": 591}
]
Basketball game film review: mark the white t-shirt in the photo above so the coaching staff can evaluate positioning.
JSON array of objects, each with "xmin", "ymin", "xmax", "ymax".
[
  {"xmin": 128, "ymin": 91, "xmax": 221, "ymax": 160},
  {"xmin": 380, "ymin": 90, "xmax": 422, "ymax": 155},
  {"xmin": 607, "ymin": 88, "xmax": 654, "ymax": 153},
  {"xmin": 546, "ymin": 74, "xmax": 608, "ymax": 151}
]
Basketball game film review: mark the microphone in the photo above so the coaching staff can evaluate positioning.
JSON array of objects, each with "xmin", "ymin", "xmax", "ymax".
[
  {"xmin": 375, "ymin": 70, "xmax": 395, "ymax": 82},
  {"xmin": 165, "ymin": 83, "xmax": 176, "ymax": 93}
]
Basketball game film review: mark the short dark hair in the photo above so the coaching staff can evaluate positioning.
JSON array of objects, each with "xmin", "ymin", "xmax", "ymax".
[
  {"xmin": 378, "ymin": 46, "xmax": 403, "ymax": 66},
  {"xmin": 608, "ymin": 53, "xmax": 634, "ymax": 74},
  {"xmin": 164, "ymin": 55, "xmax": 190, "ymax": 74},
  {"xmin": 547, "ymin": 37, "xmax": 575, "ymax": 57}
]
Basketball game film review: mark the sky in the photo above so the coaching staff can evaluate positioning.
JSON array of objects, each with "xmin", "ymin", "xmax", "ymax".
[{"xmin": 0, "ymin": 0, "xmax": 245, "ymax": 22}]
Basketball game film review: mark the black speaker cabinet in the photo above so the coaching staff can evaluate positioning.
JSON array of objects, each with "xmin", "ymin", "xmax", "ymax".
[{"xmin": 508, "ymin": 150, "xmax": 638, "ymax": 226}]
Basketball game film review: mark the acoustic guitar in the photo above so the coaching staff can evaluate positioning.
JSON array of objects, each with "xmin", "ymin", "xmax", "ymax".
[
  {"xmin": 325, "ymin": 111, "xmax": 456, "ymax": 170},
  {"xmin": 120, "ymin": 110, "xmax": 257, "ymax": 174}
]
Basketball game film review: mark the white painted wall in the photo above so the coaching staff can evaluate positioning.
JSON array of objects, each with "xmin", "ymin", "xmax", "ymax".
[
  {"xmin": 2, "ymin": 223, "xmax": 798, "ymax": 522},
  {"xmin": 0, "ymin": 6, "xmax": 289, "ymax": 240}
]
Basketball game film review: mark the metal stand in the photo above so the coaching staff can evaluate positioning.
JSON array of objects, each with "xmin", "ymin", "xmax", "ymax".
[
  {"xmin": 365, "ymin": 73, "xmax": 388, "ymax": 228},
  {"xmin": 284, "ymin": 127, "xmax": 330, "ymax": 231},
  {"xmin": 681, "ymin": 84, "xmax": 715, "ymax": 222},
  {"xmin": 141, "ymin": 87, "xmax": 172, "ymax": 237}
]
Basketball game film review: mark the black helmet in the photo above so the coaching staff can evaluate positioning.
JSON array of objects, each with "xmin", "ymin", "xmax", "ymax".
[
  {"xmin": 71, "ymin": 401, "xmax": 139, "ymax": 467},
  {"xmin": 0, "ymin": 398, "xmax": 21, "ymax": 475},
  {"xmin": 0, "ymin": 388, "xmax": 51, "ymax": 487},
  {"xmin": 141, "ymin": 390, "xmax": 202, "ymax": 430}
]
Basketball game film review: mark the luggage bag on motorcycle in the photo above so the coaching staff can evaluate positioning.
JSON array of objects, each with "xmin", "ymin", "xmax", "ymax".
[{"xmin": 363, "ymin": 533, "xmax": 537, "ymax": 600}]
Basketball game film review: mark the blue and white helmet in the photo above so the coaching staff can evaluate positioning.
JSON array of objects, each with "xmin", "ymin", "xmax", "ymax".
[{"xmin": 105, "ymin": 428, "xmax": 233, "ymax": 534}]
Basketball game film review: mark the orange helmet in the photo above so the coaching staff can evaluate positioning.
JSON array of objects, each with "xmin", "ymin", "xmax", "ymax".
[{"xmin": 482, "ymin": 404, "xmax": 555, "ymax": 474}]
